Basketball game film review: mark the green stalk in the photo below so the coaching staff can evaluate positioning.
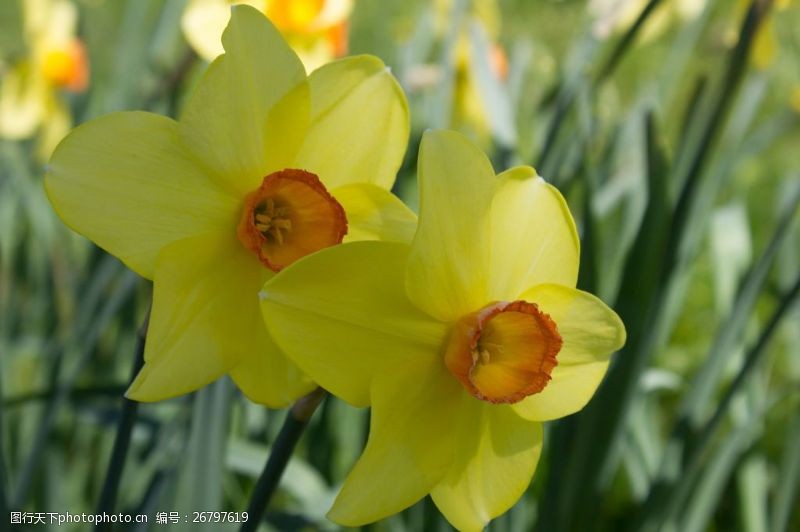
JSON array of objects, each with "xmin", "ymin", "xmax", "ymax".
[
  {"xmin": 240, "ymin": 388, "xmax": 326, "ymax": 532},
  {"xmin": 0, "ymin": 348, "xmax": 8, "ymax": 523},
  {"xmin": 591, "ymin": 0, "xmax": 665, "ymax": 86},
  {"xmin": 3, "ymin": 385, "xmax": 129, "ymax": 409},
  {"xmin": 94, "ymin": 313, "xmax": 148, "ymax": 532}
]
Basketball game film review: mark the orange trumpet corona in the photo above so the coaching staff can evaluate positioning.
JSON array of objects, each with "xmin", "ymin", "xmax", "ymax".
[
  {"xmin": 237, "ymin": 168, "xmax": 347, "ymax": 272},
  {"xmin": 444, "ymin": 300, "xmax": 562, "ymax": 404}
]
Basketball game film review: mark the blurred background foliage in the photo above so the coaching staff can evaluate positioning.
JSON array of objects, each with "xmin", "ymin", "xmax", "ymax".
[{"xmin": 1, "ymin": 0, "xmax": 799, "ymax": 530}]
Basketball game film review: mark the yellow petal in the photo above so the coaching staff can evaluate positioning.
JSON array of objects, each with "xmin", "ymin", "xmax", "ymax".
[
  {"xmin": 263, "ymin": 80, "xmax": 311, "ymax": 179},
  {"xmin": 406, "ymin": 130, "xmax": 579, "ymax": 321},
  {"xmin": 293, "ymin": 55, "xmax": 409, "ymax": 190},
  {"xmin": 405, "ymin": 130, "xmax": 496, "ymax": 322},
  {"xmin": 432, "ymin": 400, "xmax": 543, "ymax": 532},
  {"xmin": 751, "ymin": 17, "xmax": 776, "ymax": 70},
  {"xmin": 332, "ymin": 183, "xmax": 417, "ymax": 244},
  {"xmin": 512, "ymin": 284, "xmax": 626, "ymax": 421},
  {"xmin": 127, "ymin": 232, "xmax": 268, "ymax": 401},
  {"xmin": 228, "ymin": 324, "xmax": 316, "ymax": 408},
  {"xmin": 41, "ymin": 0, "xmax": 78, "ymax": 44},
  {"xmin": 0, "ymin": 62, "xmax": 46, "ymax": 138},
  {"xmin": 308, "ymin": 0, "xmax": 353, "ymax": 29},
  {"xmin": 45, "ymin": 112, "xmax": 238, "ymax": 279},
  {"xmin": 181, "ymin": 0, "xmax": 231, "ymax": 62},
  {"xmin": 328, "ymin": 359, "xmax": 461, "ymax": 525},
  {"xmin": 37, "ymin": 92, "xmax": 70, "ymax": 160},
  {"xmin": 260, "ymin": 241, "xmax": 446, "ymax": 407},
  {"xmin": 179, "ymin": 4, "xmax": 309, "ymax": 196},
  {"xmin": 488, "ymin": 167, "xmax": 579, "ymax": 297}
]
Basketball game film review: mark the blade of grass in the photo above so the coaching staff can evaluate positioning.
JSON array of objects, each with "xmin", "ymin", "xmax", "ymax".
[
  {"xmin": 0, "ymin": 350, "xmax": 8, "ymax": 520},
  {"xmin": 3, "ymin": 385, "xmax": 129, "ymax": 408},
  {"xmin": 642, "ymin": 271, "xmax": 800, "ymax": 528},
  {"xmin": 241, "ymin": 388, "xmax": 326, "ymax": 532},
  {"xmin": 592, "ymin": 0, "xmax": 666, "ymax": 86},
  {"xmin": 681, "ymin": 425, "xmax": 759, "ymax": 532},
  {"xmin": 770, "ymin": 410, "xmax": 800, "ymax": 532},
  {"xmin": 737, "ymin": 453, "xmax": 769, "ymax": 532},
  {"xmin": 634, "ymin": 183, "xmax": 799, "ymax": 524},
  {"xmin": 646, "ymin": 180, "xmax": 800, "ymax": 511},
  {"xmin": 12, "ymin": 267, "xmax": 139, "ymax": 506},
  {"xmin": 94, "ymin": 312, "xmax": 148, "ymax": 531},
  {"xmin": 655, "ymin": 3, "xmax": 712, "ymax": 111},
  {"xmin": 537, "ymin": 0, "xmax": 665, "ymax": 171},
  {"xmin": 674, "ymin": 76, "xmax": 708, "ymax": 168},
  {"xmin": 547, "ymin": 4, "xmax": 775, "ymax": 529},
  {"xmin": 172, "ymin": 378, "xmax": 233, "ymax": 531},
  {"xmin": 643, "ymin": 182, "xmax": 800, "ymax": 524},
  {"xmin": 680, "ymin": 184, "xmax": 800, "ymax": 424},
  {"xmin": 103, "ymin": 0, "xmax": 164, "ymax": 113}
]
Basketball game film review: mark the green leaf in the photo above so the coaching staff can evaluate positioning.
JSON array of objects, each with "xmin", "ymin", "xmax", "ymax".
[
  {"xmin": 171, "ymin": 379, "xmax": 232, "ymax": 531},
  {"xmin": 770, "ymin": 411, "xmax": 800, "ymax": 532}
]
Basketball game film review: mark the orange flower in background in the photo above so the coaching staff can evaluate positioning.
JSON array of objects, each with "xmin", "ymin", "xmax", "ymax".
[
  {"xmin": 0, "ymin": 0, "xmax": 89, "ymax": 157},
  {"xmin": 182, "ymin": 0, "xmax": 352, "ymax": 71}
]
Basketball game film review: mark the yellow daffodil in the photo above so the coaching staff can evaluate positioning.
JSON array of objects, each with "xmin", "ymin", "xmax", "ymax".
[
  {"xmin": 45, "ymin": 5, "xmax": 413, "ymax": 407},
  {"xmin": 182, "ymin": 0, "xmax": 352, "ymax": 72},
  {"xmin": 0, "ymin": 0, "xmax": 88, "ymax": 158},
  {"xmin": 741, "ymin": 0, "xmax": 794, "ymax": 69},
  {"xmin": 448, "ymin": 0, "xmax": 510, "ymax": 146},
  {"xmin": 408, "ymin": 0, "xmax": 511, "ymax": 146},
  {"xmin": 260, "ymin": 130, "xmax": 626, "ymax": 530}
]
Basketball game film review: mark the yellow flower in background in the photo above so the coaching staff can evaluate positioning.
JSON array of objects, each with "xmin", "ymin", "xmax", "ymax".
[
  {"xmin": 182, "ymin": 0, "xmax": 352, "ymax": 72},
  {"xmin": 791, "ymin": 86, "xmax": 800, "ymax": 113},
  {"xmin": 45, "ymin": 5, "xmax": 412, "ymax": 407},
  {"xmin": 0, "ymin": 0, "xmax": 88, "ymax": 158},
  {"xmin": 744, "ymin": 0, "xmax": 794, "ymax": 69},
  {"xmin": 437, "ymin": 0, "xmax": 513, "ymax": 146},
  {"xmin": 261, "ymin": 131, "xmax": 625, "ymax": 530},
  {"xmin": 449, "ymin": 0, "xmax": 510, "ymax": 145}
]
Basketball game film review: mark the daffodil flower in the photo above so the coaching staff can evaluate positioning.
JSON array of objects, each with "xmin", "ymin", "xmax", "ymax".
[
  {"xmin": 407, "ymin": 0, "xmax": 511, "ymax": 146},
  {"xmin": 260, "ymin": 130, "xmax": 626, "ymax": 530},
  {"xmin": 182, "ymin": 0, "xmax": 352, "ymax": 72},
  {"xmin": 0, "ymin": 0, "xmax": 88, "ymax": 158},
  {"xmin": 45, "ymin": 5, "xmax": 413, "ymax": 407}
]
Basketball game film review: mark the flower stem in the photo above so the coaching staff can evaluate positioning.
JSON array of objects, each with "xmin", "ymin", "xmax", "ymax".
[
  {"xmin": 94, "ymin": 314, "xmax": 148, "ymax": 531},
  {"xmin": 0, "ymin": 353, "xmax": 8, "ymax": 525},
  {"xmin": 240, "ymin": 388, "xmax": 327, "ymax": 532}
]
